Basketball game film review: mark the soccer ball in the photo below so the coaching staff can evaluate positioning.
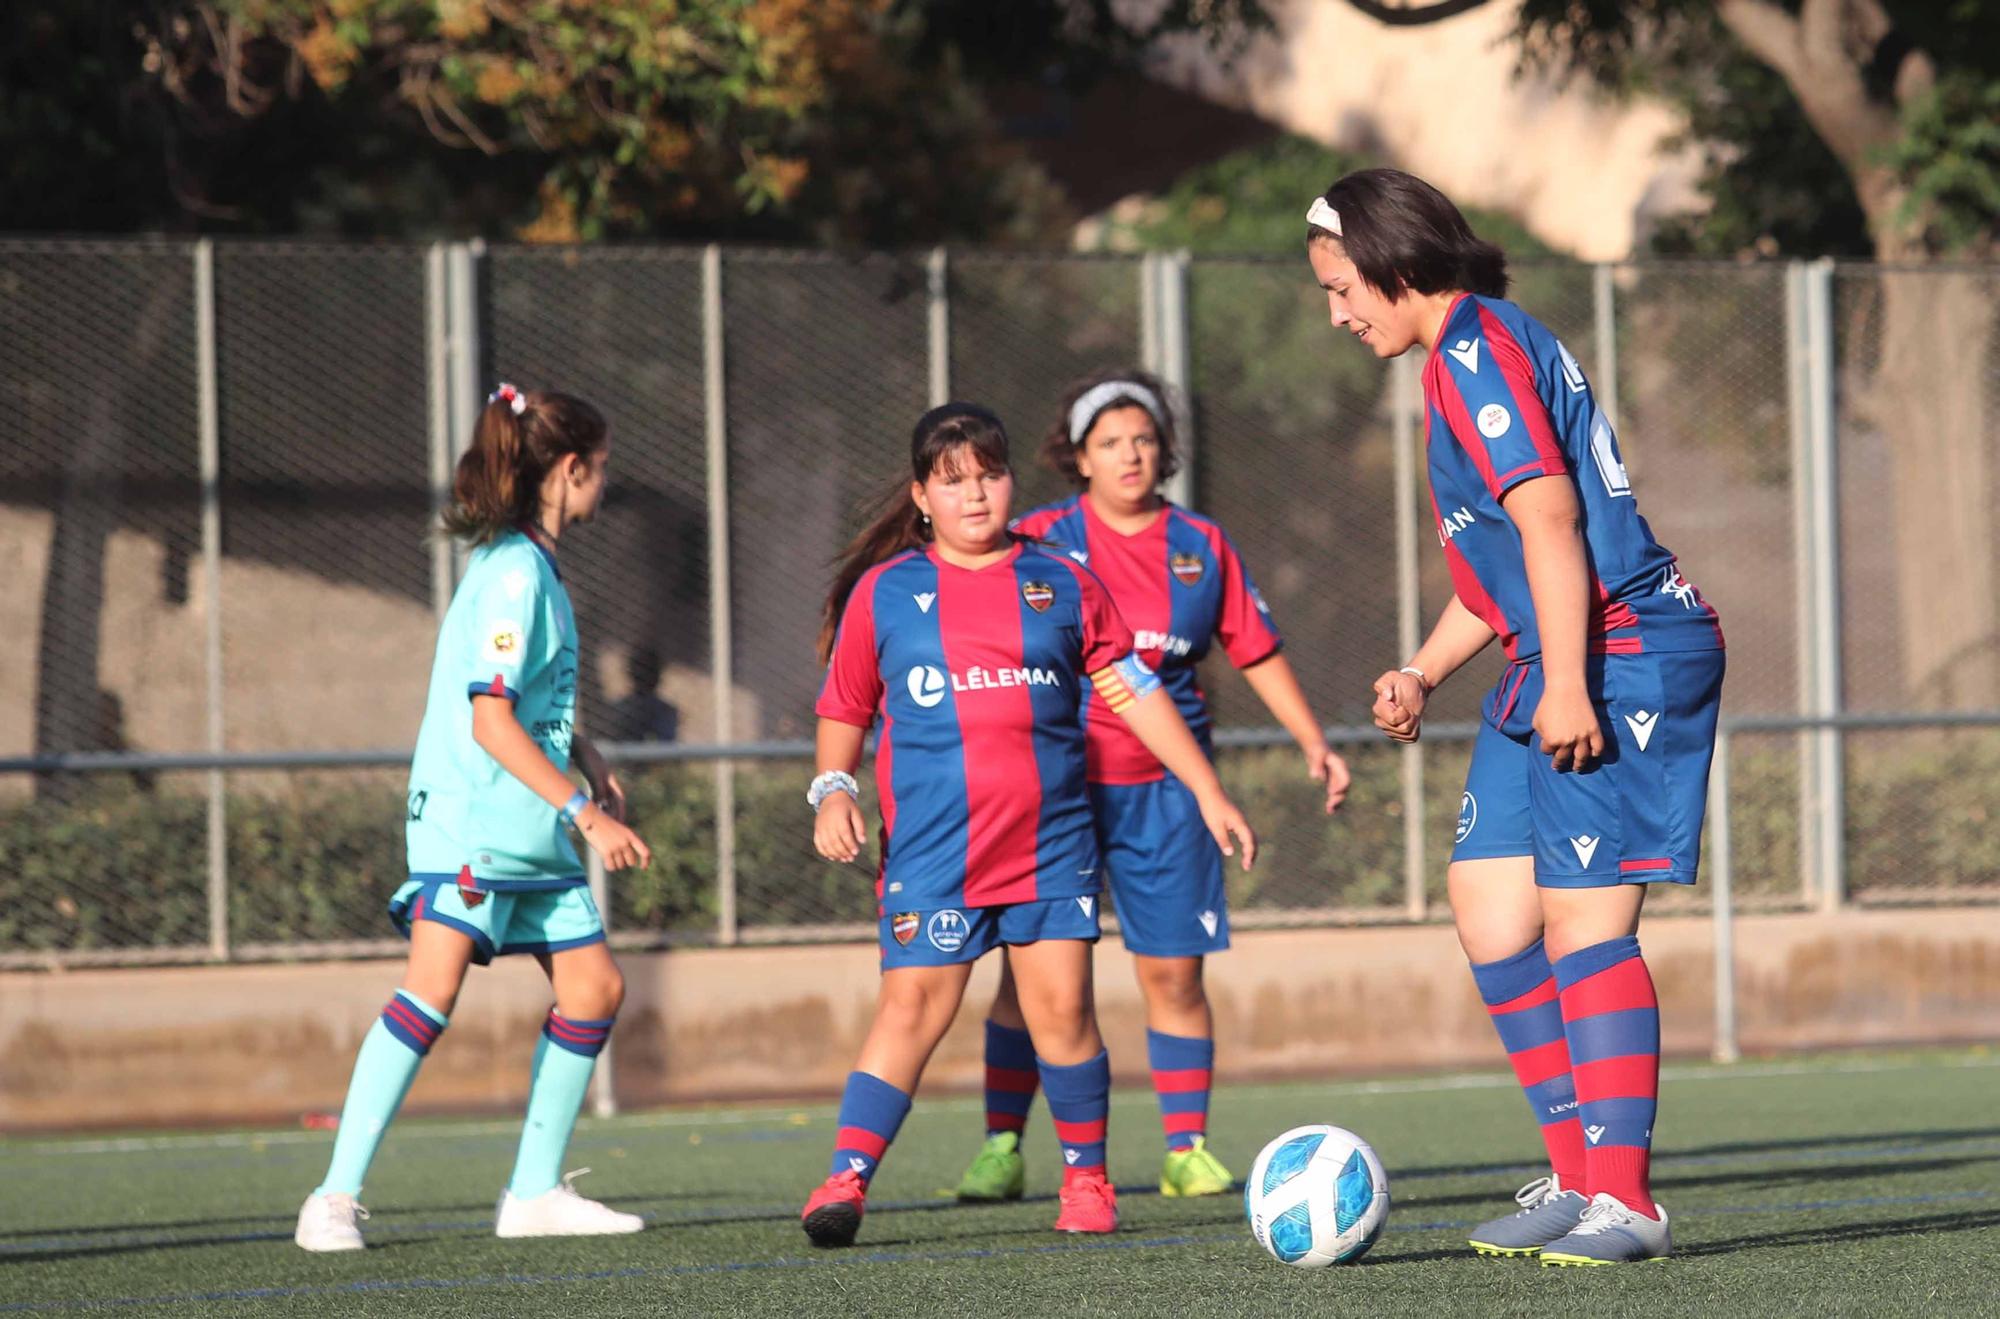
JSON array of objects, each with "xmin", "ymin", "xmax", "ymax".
[{"xmin": 1244, "ymin": 1124, "xmax": 1390, "ymax": 1267}]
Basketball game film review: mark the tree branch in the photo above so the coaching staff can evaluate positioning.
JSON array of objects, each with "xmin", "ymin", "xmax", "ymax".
[
  {"xmin": 1339, "ymin": 0, "xmax": 1496, "ymax": 28},
  {"xmin": 1714, "ymin": 0, "xmax": 1805, "ymax": 89}
]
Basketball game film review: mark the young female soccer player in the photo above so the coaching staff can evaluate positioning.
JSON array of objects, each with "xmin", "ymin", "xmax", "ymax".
[
  {"xmin": 295, "ymin": 384, "xmax": 654, "ymax": 1252},
  {"xmin": 1305, "ymin": 169, "xmax": 1724, "ymax": 1265},
  {"xmin": 952, "ymin": 370, "xmax": 1352, "ymax": 1203},
  {"xmin": 803, "ymin": 402, "xmax": 1257, "ymax": 1247}
]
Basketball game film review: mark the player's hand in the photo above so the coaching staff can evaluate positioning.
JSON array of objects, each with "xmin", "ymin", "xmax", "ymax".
[
  {"xmin": 814, "ymin": 792, "xmax": 868, "ymax": 864},
  {"xmin": 1197, "ymin": 792, "xmax": 1257, "ymax": 871},
  {"xmin": 1371, "ymin": 669, "xmax": 1428, "ymax": 743},
  {"xmin": 577, "ymin": 805, "xmax": 651, "ymax": 870},
  {"xmin": 590, "ymin": 769, "xmax": 628, "ymax": 824},
  {"xmin": 1533, "ymin": 681, "xmax": 1604, "ymax": 772},
  {"xmin": 1304, "ymin": 742, "xmax": 1351, "ymax": 814}
]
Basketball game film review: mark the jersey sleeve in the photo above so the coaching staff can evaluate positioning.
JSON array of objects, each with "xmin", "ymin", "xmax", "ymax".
[
  {"xmin": 1070, "ymin": 561, "xmax": 1136, "ymax": 673},
  {"xmin": 815, "ymin": 579, "xmax": 884, "ymax": 728},
  {"xmin": 460, "ymin": 562, "xmax": 545, "ymax": 704},
  {"xmin": 1435, "ymin": 310, "xmax": 1569, "ymax": 500},
  {"xmin": 1211, "ymin": 527, "xmax": 1284, "ymax": 668}
]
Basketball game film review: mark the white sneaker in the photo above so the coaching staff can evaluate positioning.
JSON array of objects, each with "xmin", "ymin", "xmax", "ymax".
[
  {"xmin": 494, "ymin": 1169, "xmax": 645, "ymax": 1239},
  {"xmin": 1539, "ymin": 1192, "xmax": 1672, "ymax": 1266},
  {"xmin": 295, "ymin": 1191, "xmax": 368, "ymax": 1252}
]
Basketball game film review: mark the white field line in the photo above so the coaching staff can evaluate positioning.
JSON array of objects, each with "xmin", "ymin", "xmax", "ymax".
[{"xmin": 9, "ymin": 1052, "xmax": 1995, "ymax": 1158}]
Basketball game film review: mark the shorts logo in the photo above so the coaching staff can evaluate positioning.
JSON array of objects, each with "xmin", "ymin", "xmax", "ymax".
[
  {"xmin": 407, "ymin": 789, "xmax": 427, "ymax": 822},
  {"xmin": 1569, "ymin": 835, "xmax": 1602, "ymax": 868},
  {"xmin": 1169, "ymin": 553, "xmax": 1205, "ymax": 586},
  {"xmin": 1076, "ymin": 896, "xmax": 1095, "ymax": 918},
  {"xmin": 927, "ymin": 909, "xmax": 969, "ymax": 952},
  {"xmin": 1476, "ymin": 403, "xmax": 1512, "ymax": 439},
  {"xmin": 891, "ymin": 912, "xmax": 920, "ymax": 946},
  {"xmin": 1021, "ymin": 581, "xmax": 1055, "ymax": 612},
  {"xmin": 1456, "ymin": 792, "xmax": 1477, "ymax": 844},
  {"xmin": 455, "ymin": 865, "xmax": 487, "ymax": 908},
  {"xmin": 1624, "ymin": 711, "xmax": 1659, "ymax": 750},
  {"xmin": 906, "ymin": 665, "xmax": 947, "ymax": 709},
  {"xmin": 1198, "ymin": 910, "xmax": 1219, "ymax": 938}
]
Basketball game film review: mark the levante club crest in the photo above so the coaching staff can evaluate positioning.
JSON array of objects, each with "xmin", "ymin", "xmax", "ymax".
[
  {"xmin": 1170, "ymin": 552, "xmax": 1205, "ymax": 586},
  {"xmin": 1021, "ymin": 580, "xmax": 1055, "ymax": 612},
  {"xmin": 891, "ymin": 912, "xmax": 920, "ymax": 946}
]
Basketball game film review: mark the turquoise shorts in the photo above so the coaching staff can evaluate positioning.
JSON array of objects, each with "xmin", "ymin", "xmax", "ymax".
[{"xmin": 389, "ymin": 873, "xmax": 605, "ymax": 966}]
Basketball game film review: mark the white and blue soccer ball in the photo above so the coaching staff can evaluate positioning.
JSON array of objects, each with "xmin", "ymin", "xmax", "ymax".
[{"xmin": 1244, "ymin": 1124, "xmax": 1390, "ymax": 1268}]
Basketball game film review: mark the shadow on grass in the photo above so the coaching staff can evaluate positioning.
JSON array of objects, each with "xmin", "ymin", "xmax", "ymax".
[{"xmin": 1678, "ymin": 1206, "xmax": 2000, "ymax": 1257}]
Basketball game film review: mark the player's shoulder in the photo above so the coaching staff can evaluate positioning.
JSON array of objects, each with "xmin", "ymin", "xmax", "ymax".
[
  {"xmin": 1011, "ymin": 495, "xmax": 1082, "ymax": 539},
  {"xmin": 1021, "ymin": 538, "xmax": 1100, "ymax": 592},
  {"xmin": 463, "ymin": 533, "xmax": 548, "ymax": 595},
  {"xmin": 851, "ymin": 547, "xmax": 928, "ymax": 606},
  {"xmin": 1164, "ymin": 503, "xmax": 1234, "ymax": 557}
]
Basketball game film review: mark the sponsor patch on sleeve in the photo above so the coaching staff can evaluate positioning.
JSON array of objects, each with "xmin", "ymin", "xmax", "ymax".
[{"xmin": 481, "ymin": 620, "xmax": 525, "ymax": 666}]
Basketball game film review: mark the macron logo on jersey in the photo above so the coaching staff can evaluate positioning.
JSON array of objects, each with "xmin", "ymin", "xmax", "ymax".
[
  {"xmin": 913, "ymin": 592, "xmax": 936, "ymax": 614},
  {"xmin": 1447, "ymin": 339, "xmax": 1481, "ymax": 373},
  {"xmin": 906, "ymin": 664, "xmax": 1062, "ymax": 709}
]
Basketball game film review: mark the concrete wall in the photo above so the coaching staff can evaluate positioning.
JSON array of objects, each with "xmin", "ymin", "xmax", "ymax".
[{"xmin": 5, "ymin": 907, "xmax": 1996, "ymax": 1131}]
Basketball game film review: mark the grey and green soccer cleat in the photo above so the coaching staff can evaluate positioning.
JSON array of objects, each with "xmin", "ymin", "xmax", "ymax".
[
  {"xmin": 1539, "ymin": 1192, "xmax": 1673, "ymax": 1266},
  {"xmin": 1467, "ymin": 1174, "xmax": 1590, "ymax": 1257},
  {"xmin": 954, "ymin": 1131, "xmax": 1027, "ymax": 1201},
  {"xmin": 1160, "ymin": 1136, "xmax": 1234, "ymax": 1198}
]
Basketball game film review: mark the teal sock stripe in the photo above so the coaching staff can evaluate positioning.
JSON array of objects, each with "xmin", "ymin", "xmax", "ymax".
[{"xmin": 315, "ymin": 990, "xmax": 448, "ymax": 1197}]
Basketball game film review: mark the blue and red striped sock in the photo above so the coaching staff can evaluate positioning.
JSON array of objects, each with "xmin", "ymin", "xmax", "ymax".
[
  {"xmin": 983, "ymin": 1021, "xmax": 1039, "ymax": 1141},
  {"xmin": 1039, "ymin": 1050, "xmax": 1110, "ymax": 1185},
  {"xmin": 1470, "ymin": 939, "xmax": 1585, "ymax": 1189},
  {"xmin": 1555, "ymin": 935, "xmax": 1661, "ymax": 1217},
  {"xmin": 1147, "ymin": 1029, "xmax": 1214, "ymax": 1151},
  {"xmin": 829, "ymin": 1072, "xmax": 911, "ymax": 1186}
]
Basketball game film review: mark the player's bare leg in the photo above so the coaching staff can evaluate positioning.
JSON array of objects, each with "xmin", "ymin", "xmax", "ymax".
[{"xmin": 1009, "ymin": 939, "xmax": 1117, "ymax": 1233}]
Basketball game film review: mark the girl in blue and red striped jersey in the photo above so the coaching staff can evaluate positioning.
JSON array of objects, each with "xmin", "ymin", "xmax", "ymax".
[
  {"xmin": 799, "ymin": 402, "xmax": 1257, "ymax": 1248},
  {"xmin": 953, "ymin": 369, "xmax": 1352, "ymax": 1205},
  {"xmin": 1308, "ymin": 168, "xmax": 1725, "ymax": 1266}
]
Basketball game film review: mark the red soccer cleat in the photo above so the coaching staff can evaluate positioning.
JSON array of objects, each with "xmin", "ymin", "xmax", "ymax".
[
  {"xmin": 801, "ymin": 1170, "xmax": 868, "ymax": 1248},
  {"xmin": 1054, "ymin": 1171, "xmax": 1120, "ymax": 1234}
]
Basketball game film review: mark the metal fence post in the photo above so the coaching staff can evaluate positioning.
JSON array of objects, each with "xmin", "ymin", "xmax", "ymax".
[
  {"xmin": 1392, "ymin": 351, "xmax": 1427, "ymax": 921},
  {"xmin": 195, "ymin": 240, "xmax": 228, "ymax": 962},
  {"xmin": 926, "ymin": 247, "xmax": 951, "ymax": 408},
  {"xmin": 1138, "ymin": 252, "xmax": 1160, "ymax": 381},
  {"xmin": 586, "ymin": 847, "xmax": 618, "ymax": 1117},
  {"xmin": 1158, "ymin": 251, "xmax": 1196, "ymax": 509},
  {"xmin": 1708, "ymin": 727, "xmax": 1738, "ymax": 1063},
  {"xmin": 1804, "ymin": 259, "xmax": 1846, "ymax": 911},
  {"xmin": 1592, "ymin": 263, "xmax": 1621, "ymax": 425},
  {"xmin": 1784, "ymin": 263, "xmax": 1819, "ymax": 905},
  {"xmin": 444, "ymin": 242, "xmax": 483, "ymax": 585},
  {"xmin": 425, "ymin": 245, "xmax": 454, "ymax": 621},
  {"xmin": 704, "ymin": 246, "xmax": 739, "ymax": 945}
]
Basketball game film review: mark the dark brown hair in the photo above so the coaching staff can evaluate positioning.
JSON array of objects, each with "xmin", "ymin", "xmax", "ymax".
[
  {"xmin": 1307, "ymin": 167, "xmax": 1509, "ymax": 301},
  {"xmin": 817, "ymin": 403, "xmax": 1011, "ymax": 663},
  {"xmin": 1039, "ymin": 367, "xmax": 1181, "ymax": 491},
  {"xmin": 440, "ymin": 386, "xmax": 609, "ymax": 544}
]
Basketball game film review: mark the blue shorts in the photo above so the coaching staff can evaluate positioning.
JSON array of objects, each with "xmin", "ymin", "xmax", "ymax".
[
  {"xmin": 1452, "ymin": 650, "xmax": 1725, "ymax": 888},
  {"xmin": 390, "ymin": 874, "xmax": 606, "ymax": 966},
  {"xmin": 878, "ymin": 894, "xmax": 1100, "ymax": 970},
  {"xmin": 1092, "ymin": 778, "xmax": 1229, "ymax": 957}
]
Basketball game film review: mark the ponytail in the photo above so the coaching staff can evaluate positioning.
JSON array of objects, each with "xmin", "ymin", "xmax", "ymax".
[
  {"xmin": 816, "ymin": 401, "xmax": 1013, "ymax": 665},
  {"xmin": 441, "ymin": 384, "xmax": 608, "ymax": 544},
  {"xmin": 816, "ymin": 483, "xmax": 931, "ymax": 664}
]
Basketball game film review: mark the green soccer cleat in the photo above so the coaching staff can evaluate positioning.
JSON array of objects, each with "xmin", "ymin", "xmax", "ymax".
[
  {"xmin": 954, "ymin": 1131, "xmax": 1027, "ymax": 1201},
  {"xmin": 1159, "ymin": 1136, "xmax": 1235, "ymax": 1198}
]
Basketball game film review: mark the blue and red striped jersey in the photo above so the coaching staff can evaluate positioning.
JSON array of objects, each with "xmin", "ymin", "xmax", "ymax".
[
  {"xmin": 816, "ymin": 540, "xmax": 1140, "ymax": 910},
  {"xmin": 1012, "ymin": 495, "xmax": 1281, "ymax": 784},
  {"xmin": 1423, "ymin": 294, "xmax": 1724, "ymax": 661}
]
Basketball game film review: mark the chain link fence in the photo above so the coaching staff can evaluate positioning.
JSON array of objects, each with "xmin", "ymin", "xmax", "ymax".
[{"xmin": 2, "ymin": 242, "xmax": 1996, "ymax": 965}]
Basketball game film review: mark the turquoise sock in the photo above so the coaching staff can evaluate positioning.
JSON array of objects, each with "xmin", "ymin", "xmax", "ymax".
[
  {"xmin": 315, "ymin": 990, "xmax": 448, "ymax": 1197},
  {"xmin": 507, "ymin": 1011, "xmax": 614, "ymax": 1199}
]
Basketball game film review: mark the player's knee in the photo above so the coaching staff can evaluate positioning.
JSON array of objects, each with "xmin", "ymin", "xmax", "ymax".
[
  {"xmin": 598, "ymin": 966, "xmax": 626, "ymax": 1017},
  {"xmin": 878, "ymin": 977, "xmax": 954, "ymax": 1038},
  {"xmin": 1135, "ymin": 959, "xmax": 1205, "ymax": 1014}
]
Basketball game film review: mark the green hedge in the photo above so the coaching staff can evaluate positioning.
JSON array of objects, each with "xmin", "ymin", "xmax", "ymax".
[{"xmin": 3, "ymin": 730, "xmax": 1994, "ymax": 955}]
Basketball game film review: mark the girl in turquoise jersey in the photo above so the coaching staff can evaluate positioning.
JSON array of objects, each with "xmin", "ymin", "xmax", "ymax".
[{"xmin": 296, "ymin": 384, "xmax": 652, "ymax": 1252}]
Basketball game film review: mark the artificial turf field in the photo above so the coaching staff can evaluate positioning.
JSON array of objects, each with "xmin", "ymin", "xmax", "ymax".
[{"xmin": 4, "ymin": 1050, "xmax": 1997, "ymax": 1317}]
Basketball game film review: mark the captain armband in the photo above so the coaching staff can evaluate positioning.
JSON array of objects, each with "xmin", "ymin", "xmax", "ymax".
[{"xmin": 1089, "ymin": 654, "xmax": 1163, "ymax": 714}]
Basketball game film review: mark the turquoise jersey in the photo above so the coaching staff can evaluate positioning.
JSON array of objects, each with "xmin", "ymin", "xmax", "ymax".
[{"xmin": 406, "ymin": 530, "xmax": 583, "ymax": 889}]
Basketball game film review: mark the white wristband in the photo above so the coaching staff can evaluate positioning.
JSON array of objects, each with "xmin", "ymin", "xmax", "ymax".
[
  {"xmin": 1399, "ymin": 665, "xmax": 1430, "ymax": 689},
  {"xmin": 807, "ymin": 770, "xmax": 859, "ymax": 811}
]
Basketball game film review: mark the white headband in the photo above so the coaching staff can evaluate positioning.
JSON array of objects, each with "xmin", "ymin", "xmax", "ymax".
[
  {"xmin": 1067, "ymin": 380, "xmax": 1167, "ymax": 445},
  {"xmin": 1305, "ymin": 196, "xmax": 1342, "ymax": 236}
]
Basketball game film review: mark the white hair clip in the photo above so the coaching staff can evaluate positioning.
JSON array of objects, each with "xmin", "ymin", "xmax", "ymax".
[
  {"xmin": 488, "ymin": 382, "xmax": 528, "ymax": 415},
  {"xmin": 1306, "ymin": 197, "xmax": 1342, "ymax": 236},
  {"xmin": 1067, "ymin": 379, "xmax": 1168, "ymax": 445}
]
